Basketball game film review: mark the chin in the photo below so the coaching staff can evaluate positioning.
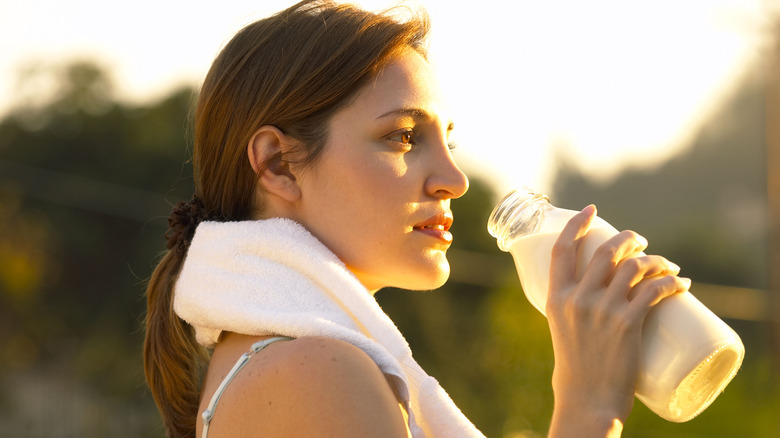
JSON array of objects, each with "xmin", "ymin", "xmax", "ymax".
[
  {"xmin": 357, "ymin": 254, "xmax": 452, "ymax": 292},
  {"xmin": 397, "ymin": 263, "xmax": 451, "ymax": 291},
  {"xmin": 425, "ymin": 273, "xmax": 450, "ymax": 290}
]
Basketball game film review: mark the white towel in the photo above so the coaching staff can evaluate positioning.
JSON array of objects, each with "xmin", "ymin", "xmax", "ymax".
[{"xmin": 174, "ymin": 218, "xmax": 484, "ymax": 438}]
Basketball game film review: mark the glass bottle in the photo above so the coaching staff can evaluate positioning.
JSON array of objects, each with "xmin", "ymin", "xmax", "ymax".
[{"xmin": 487, "ymin": 188, "xmax": 745, "ymax": 422}]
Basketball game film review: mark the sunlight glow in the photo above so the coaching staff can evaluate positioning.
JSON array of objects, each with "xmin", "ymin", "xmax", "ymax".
[{"xmin": 0, "ymin": 0, "xmax": 772, "ymax": 193}]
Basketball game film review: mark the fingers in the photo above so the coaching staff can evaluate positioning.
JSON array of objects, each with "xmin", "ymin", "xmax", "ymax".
[
  {"xmin": 603, "ymin": 254, "xmax": 689, "ymax": 322},
  {"xmin": 625, "ymin": 274, "xmax": 691, "ymax": 321},
  {"xmin": 579, "ymin": 230, "xmax": 648, "ymax": 290},
  {"xmin": 606, "ymin": 255, "xmax": 680, "ymax": 301},
  {"xmin": 549, "ymin": 207, "xmax": 687, "ymax": 321},
  {"xmin": 550, "ymin": 205, "xmax": 597, "ymax": 289}
]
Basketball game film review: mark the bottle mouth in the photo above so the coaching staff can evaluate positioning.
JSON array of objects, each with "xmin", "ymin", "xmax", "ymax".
[{"xmin": 487, "ymin": 188, "xmax": 549, "ymax": 251}]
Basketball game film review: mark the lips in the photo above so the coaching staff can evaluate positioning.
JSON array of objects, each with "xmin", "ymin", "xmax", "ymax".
[{"xmin": 413, "ymin": 211, "xmax": 454, "ymax": 243}]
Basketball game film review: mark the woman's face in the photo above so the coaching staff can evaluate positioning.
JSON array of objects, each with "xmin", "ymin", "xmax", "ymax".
[{"xmin": 292, "ymin": 48, "xmax": 469, "ymax": 292}]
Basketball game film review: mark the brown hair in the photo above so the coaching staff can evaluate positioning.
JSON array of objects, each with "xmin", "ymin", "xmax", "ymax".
[{"xmin": 143, "ymin": 1, "xmax": 430, "ymax": 437}]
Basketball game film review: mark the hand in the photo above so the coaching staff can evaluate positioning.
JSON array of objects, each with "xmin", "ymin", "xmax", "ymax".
[{"xmin": 546, "ymin": 205, "xmax": 691, "ymax": 437}]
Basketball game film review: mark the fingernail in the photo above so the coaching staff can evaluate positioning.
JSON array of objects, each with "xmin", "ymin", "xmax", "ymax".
[
  {"xmin": 636, "ymin": 234, "xmax": 648, "ymax": 247},
  {"xmin": 668, "ymin": 261, "xmax": 681, "ymax": 273},
  {"xmin": 581, "ymin": 204, "xmax": 596, "ymax": 215},
  {"xmin": 680, "ymin": 277, "xmax": 692, "ymax": 289}
]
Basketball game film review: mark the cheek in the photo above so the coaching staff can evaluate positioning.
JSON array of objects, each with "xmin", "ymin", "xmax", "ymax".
[
  {"xmin": 333, "ymin": 161, "xmax": 407, "ymax": 238},
  {"xmin": 330, "ymin": 165, "xmax": 413, "ymax": 264},
  {"xmin": 300, "ymin": 158, "xmax": 395, "ymax": 242},
  {"xmin": 327, "ymin": 154, "xmax": 408, "ymax": 210}
]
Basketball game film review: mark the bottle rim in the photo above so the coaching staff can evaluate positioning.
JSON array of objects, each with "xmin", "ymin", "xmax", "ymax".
[{"xmin": 487, "ymin": 187, "xmax": 549, "ymax": 251}]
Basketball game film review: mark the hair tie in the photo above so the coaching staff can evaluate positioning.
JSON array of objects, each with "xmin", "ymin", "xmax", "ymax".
[{"xmin": 165, "ymin": 195, "xmax": 207, "ymax": 255}]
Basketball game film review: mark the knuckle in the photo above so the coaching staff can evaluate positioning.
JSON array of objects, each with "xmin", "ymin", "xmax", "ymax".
[
  {"xmin": 652, "ymin": 255, "xmax": 676, "ymax": 271},
  {"xmin": 621, "ymin": 257, "xmax": 643, "ymax": 273},
  {"xmin": 615, "ymin": 312, "xmax": 639, "ymax": 333},
  {"xmin": 624, "ymin": 230, "xmax": 647, "ymax": 246},
  {"xmin": 546, "ymin": 291, "xmax": 571, "ymax": 318},
  {"xmin": 566, "ymin": 293, "xmax": 595, "ymax": 318},
  {"xmin": 669, "ymin": 275, "xmax": 690, "ymax": 294},
  {"xmin": 624, "ymin": 230, "xmax": 641, "ymax": 240},
  {"xmin": 647, "ymin": 281, "xmax": 668, "ymax": 299},
  {"xmin": 636, "ymin": 274, "xmax": 679, "ymax": 302},
  {"xmin": 594, "ymin": 243, "xmax": 620, "ymax": 261},
  {"xmin": 546, "ymin": 293, "xmax": 563, "ymax": 311},
  {"xmin": 660, "ymin": 274, "xmax": 680, "ymax": 290},
  {"xmin": 653, "ymin": 255, "xmax": 671, "ymax": 265},
  {"xmin": 620, "ymin": 229, "xmax": 637, "ymax": 239}
]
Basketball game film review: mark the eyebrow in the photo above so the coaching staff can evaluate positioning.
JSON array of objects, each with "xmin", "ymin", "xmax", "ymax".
[
  {"xmin": 376, "ymin": 107, "xmax": 432, "ymax": 120},
  {"xmin": 376, "ymin": 107, "xmax": 455, "ymax": 130}
]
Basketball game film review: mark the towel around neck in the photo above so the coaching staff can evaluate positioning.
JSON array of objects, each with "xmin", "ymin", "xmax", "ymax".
[{"xmin": 174, "ymin": 218, "xmax": 484, "ymax": 437}]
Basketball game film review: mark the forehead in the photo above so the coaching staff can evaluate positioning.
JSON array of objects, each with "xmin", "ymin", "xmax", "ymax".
[{"xmin": 348, "ymin": 49, "xmax": 447, "ymax": 119}]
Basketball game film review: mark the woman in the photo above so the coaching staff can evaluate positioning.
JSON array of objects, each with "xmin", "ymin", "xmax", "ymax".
[{"xmin": 144, "ymin": 1, "xmax": 690, "ymax": 437}]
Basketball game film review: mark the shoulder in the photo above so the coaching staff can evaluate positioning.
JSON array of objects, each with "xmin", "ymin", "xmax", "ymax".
[
  {"xmin": 261, "ymin": 336, "xmax": 393, "ymax": 403},
  {"xmin": 207, "ymin": 336, "xmax": 408, "ymax": 437},
  {"xmin": 267, "ymin": 335, "xmax": 381, "ymax": 378}
]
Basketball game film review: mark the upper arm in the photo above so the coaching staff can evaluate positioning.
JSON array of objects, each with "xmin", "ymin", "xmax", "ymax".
[{"xmin": 207, "ymin": 336, "xmax": 409, "ymax": 438}]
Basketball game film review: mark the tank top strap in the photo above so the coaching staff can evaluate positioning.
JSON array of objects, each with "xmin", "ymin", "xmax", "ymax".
[{"xmin": 201, "ymin": 336, "xmax": 295, "ymax": 438}]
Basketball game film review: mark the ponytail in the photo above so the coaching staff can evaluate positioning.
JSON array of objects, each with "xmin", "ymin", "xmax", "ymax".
[{"xmin": 143, "ymin": 197, "xmax": 210, "ymax": 438}]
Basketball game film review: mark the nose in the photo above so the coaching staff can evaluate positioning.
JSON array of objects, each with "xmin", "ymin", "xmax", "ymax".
[{"xmin": 424, "ymin": 146, "xmax": 469, "ymax": 200}]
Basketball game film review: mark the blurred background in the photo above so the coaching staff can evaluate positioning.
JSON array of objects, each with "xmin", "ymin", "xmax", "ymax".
[{"xmin": 1, "ymin": 0, "xmax": 778, "ymax": 436}]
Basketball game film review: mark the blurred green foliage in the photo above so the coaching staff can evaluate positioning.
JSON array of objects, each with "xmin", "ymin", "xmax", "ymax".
[
  {"xmin": 0, "ymin": 59, "xmax": 777, "ymax": 437},
  {"xmin": 0, "ymin": 60, "xmax": 193, "ymax": 436}
]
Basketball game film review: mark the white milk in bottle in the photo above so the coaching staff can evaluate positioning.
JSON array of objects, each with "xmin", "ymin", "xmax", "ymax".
[{"xmin": 487, "ymin": 188, "xmax": 744, "ymax": 422}]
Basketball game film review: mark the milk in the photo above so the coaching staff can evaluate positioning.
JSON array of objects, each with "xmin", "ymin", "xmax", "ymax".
[
  {"xmin": 508, "ymin": 227, "xmax": 614, "ymax": 316},
  {"xmin": 488, "ymin": 189, "xmax": 745, "ymax": 422}
]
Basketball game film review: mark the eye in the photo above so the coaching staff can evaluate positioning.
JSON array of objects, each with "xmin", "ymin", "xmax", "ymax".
[{"xmin": 386, "ymin": 128, "xmax": 415, "ymax": 148}]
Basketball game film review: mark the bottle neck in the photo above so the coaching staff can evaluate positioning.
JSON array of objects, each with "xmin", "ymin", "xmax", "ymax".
[{"xmin": 487, "ymin": 188, "xmax": 552, "ymax": 251}]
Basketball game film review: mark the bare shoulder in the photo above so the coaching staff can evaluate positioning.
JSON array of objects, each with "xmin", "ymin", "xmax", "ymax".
[
  {"xmin": 260, "ymin": 336, "xmax": 393, "ymax": 399},
  {"xmin": 203, "ymin": 336, "xmax": 408, "ymax": 437}
]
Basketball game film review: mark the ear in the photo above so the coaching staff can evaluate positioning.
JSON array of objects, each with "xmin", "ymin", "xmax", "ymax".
[{"xmin": 247, "ymin": 125, "xmax": 301, "ymax": 203}]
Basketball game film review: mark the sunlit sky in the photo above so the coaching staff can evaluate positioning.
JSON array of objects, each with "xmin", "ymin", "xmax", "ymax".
[{"xmin": 0, "ymin": 0, "xmax": 774, "ymax": 194}]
